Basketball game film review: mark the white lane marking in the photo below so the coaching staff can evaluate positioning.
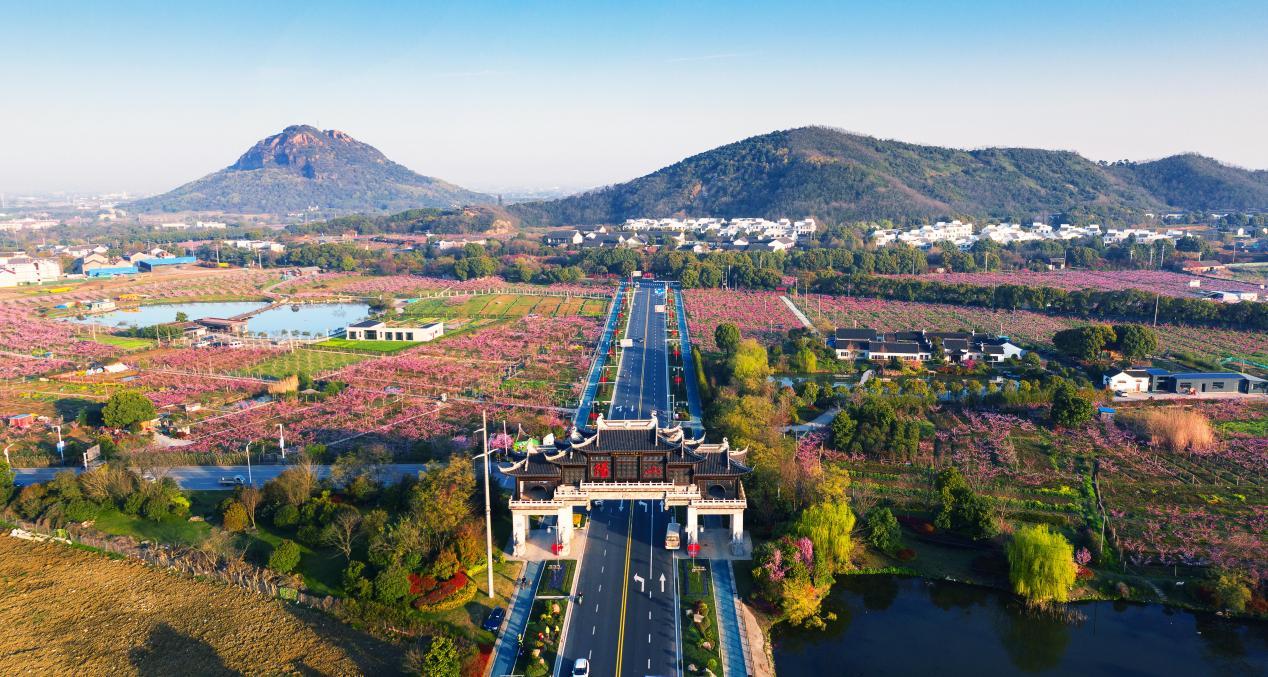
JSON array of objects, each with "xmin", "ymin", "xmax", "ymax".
[
  {"xmin": 594, "ymin": 603, "xmax": 599, "ymax": 613},
  {"xmin": 592, "ymin": 626, "xmax": 596, "ymax": 635},
  {"xmin": 648, "ymin": 633, "xmax": 651, "ymax": 643},
  {"xmin": 598, "ymin": 584, "xmax": 602, "ymax": 593}
]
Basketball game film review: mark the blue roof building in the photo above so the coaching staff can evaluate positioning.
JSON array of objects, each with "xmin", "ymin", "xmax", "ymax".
[
  {"xmin": 86, "ymin": 266, "xmax": 138, "ymax": 277},
  {"xmin": 137, "ymin": 256, "xmax": 197, "ymax": 272}
]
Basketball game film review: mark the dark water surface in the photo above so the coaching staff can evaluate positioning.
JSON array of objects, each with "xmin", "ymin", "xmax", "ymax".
[{"xmin": 772, "ymin": 576, "xmax": 1267, "ymax": 676}]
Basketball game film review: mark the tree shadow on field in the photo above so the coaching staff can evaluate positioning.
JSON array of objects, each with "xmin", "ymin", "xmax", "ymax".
[
  {"xmin": 129, "ymin": 623, "xmax": 236, "ymax": 676},
  {"xmin": 279, "ymin": 604, "xmax": 408, "ymax": 676}
]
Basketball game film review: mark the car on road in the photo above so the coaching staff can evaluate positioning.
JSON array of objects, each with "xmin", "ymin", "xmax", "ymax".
[
  {"xmin": 218, "ymin": 475, "xmax": 246, "ymax": 486},
  {"xmin": 481, "ymin": 607, "xmax": 505, "ymax": 633},
  {"xmin": 571, "ymin": 658, "xmax": 590, "ymax": 677}
]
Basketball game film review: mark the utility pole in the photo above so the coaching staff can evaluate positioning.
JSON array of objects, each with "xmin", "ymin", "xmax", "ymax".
[
  {"xmin": 472, "ymin": 410, "xmax": 495, "ymax": 599},
  {"xmin": 245, "ymin": 442, "xmax": 254, "ymax": 486},
  {"xmin": 1153, "ymin": 293, "xmax": 1160, "ymax": 327},
  {"xmin": 277, "ymin": 424, "xmax": 286, "ymax": 460}
]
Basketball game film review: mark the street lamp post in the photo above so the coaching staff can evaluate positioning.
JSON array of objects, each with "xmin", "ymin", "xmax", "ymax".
[
  {"xmin": 54, "ymin": 425, "xmax": 64, "ymax": 464},
  {"xmin": 471, "ymin": 410, "xmax": 495, "ymax": 599},
  {"xmin": 244, "ymin": 442, "xmax": 254, "ymax": 487}
]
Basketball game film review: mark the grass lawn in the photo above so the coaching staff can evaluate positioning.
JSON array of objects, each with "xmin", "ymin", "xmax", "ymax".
[
  {"xmin": 536, "ymin": 559, "xmax": 575, "ymax": 597},
  {"xmin": 312, "ymin": 338, "xmax": 419, "ymax": 354},
  {"xmin": 90, "ymin": 335, "xmax": 156, "ymax": 351},
  {"xmin": 679, "ymin": 559, "xmax": 724, "ymax": 675},
  {"xmin": 241, "ymin": 348, "xmax": 370, "ymax": 378},
  {"xmin": 91, "ymin": 507, "xmax": 212, "ymax": 547}
]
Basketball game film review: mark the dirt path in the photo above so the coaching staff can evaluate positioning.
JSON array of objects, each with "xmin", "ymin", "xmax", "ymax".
[{"xmin": 0, "ymin": 537, "xmax": 404, "ymax": 675}]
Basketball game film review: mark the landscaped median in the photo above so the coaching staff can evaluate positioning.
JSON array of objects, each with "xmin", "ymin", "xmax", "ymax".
[
  {"xmin": 513, "ymin": 598, "xmax": 571, "ymax": 677},
  {"xmin": 680, "ymin": 559, "xmax": 726, "ymax": 675}
]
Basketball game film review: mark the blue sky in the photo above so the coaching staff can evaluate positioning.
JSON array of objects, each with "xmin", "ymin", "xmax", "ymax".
[{"xmin": 2, "ymin": 1, "xmax": 1266, "ymax": 195}]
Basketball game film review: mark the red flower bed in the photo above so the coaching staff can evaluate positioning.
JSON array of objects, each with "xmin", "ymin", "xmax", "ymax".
[
  {"xmin": 1076, "ymin": 565, "xmax": 1094, "ymax": 580},
  {"xmin": 416, "ymin": 571, "xmax": 468, "ymax": 605},
  {"xmin": 408, "ymin": 573, "xmax": 437, "ymax": 596},
  {"xmin": 463, "ymin": 644, "xmax": 493, "ymax": 677},
  {"xmin": 896, "ymin": 548, "xmax": 917, "ymax": 561}
]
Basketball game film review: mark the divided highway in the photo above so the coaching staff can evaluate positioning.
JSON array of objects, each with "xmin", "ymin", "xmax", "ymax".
[{"xmin": 561, "ymin": 281, "xmax": 681, "ymax": 677}]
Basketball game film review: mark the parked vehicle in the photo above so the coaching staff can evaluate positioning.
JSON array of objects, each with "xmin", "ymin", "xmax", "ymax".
[{"xmin": 481, "ymin": 607, "xmax": 506, "ymax": 633}]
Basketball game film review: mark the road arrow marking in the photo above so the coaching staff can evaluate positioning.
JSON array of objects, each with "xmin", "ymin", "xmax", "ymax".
[
  {"xmin": 633, "ymin": 573, "xmax": 644, "ymax": 592},
  {"xmin": 659, "ymin": 573, "xmax": 666, "ymax": 593}
]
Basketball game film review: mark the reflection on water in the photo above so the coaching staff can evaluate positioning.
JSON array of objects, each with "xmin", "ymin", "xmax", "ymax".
[
  {"xmin": 68, "ymin": 302, "xmax": 370, "ymax": 338},
  {"xmin": 772, "ymin": 576, "xmax": 1268, "ymax": 676}
]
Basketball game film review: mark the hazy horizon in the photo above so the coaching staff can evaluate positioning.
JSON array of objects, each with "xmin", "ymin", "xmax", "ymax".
[{"xmin": 2, "ymin": 1, "xmax": 1266, "ymax": 196}]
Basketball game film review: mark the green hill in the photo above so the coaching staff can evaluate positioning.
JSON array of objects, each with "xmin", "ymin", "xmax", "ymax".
[
  {"xmin": 512, "ymin": 127, "xmax": 1268, "ymax": 226},
  {"xmin": 130, "ymin": 125, "xmax": 489, "ymax": 215}
]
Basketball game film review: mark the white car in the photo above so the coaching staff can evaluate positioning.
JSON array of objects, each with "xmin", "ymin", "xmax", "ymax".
[{"xmin": 572, "ymin": 658, "xmax": 589, "ymax": 677}]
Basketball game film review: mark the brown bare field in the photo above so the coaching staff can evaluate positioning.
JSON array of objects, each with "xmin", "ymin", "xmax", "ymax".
[{"xmin": 0, "ymin": 538, "xmax": 404, "ymax": 676}]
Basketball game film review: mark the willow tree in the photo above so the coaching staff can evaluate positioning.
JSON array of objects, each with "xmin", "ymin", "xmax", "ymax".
[
  {"xmin": 1007, "ymin": 524, "xmax": 1077, "ymax": 606},
  {"xmin": 796, "ymin": 499, "xmax": 856, "ymax": 576}
]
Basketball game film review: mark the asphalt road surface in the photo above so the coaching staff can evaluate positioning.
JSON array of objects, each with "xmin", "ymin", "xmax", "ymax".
[
  {"xmin": 13, "ymin": 463, "xmax": 429, "ymax": 490},
  {"xmin": 562, "ymin": 281, "xmax": 680, "ymax": 677},
  {"xmin": 608, "ymin": 281, "xmax": 671, "ymax": 421}
]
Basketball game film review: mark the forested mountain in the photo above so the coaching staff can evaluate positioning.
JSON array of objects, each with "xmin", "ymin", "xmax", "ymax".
[
  {"xmin": 512, "ymin": 127, "xmax": 1268, "ymax": 226},
  {"xmin": 1113, "ymin": 154, "xmax": 1268, "ymax": 212},
  {"xmin": 129, "ymin": 125, "xmax": 489, "ymax": 214}
]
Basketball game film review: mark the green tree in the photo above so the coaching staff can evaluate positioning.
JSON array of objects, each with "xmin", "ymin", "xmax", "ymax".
[
  {"xmin": 795, "ymin": 500, "xmax": 855, "ymax": 575},
  {"xmin": 374, "ymin": 564, "xmax": 411, "ymax": 604},
  {"xmin": 829, "ymin": 409, "xmax": 856, "ymax": 452},
  {"xmin": 1111, "ymin": 324, "xmax": 1158, "ymax": 360},
  {"xmin": 1007, "ymin": 524, "xmax": 1077, "ymax": 606},
  {"xmin": 101, "ymin": 390, "xmax": 157, "ymax": 430},
  {"xmin": 1210, "ymin": 572, "xmax": 1252, "ymax": 613},
  {"xmin": 866, "ymin": 507, "xmax": 901, "ymax": 555},
  {"xmin": 728, "ymin": 339, "xmax": 771, "ymax": 394},
  {"xmin": 0, "ymin": 457, "xmax": 14, "ymax": 505},
  {"xmin": 714, "ymin": 322, "xmax": 741, "ymax": 356},
  {"xmin": 791, "ymin": 347, "xmax": 817, "ymax": 374},
  {"xmin": 268, "ymin": 539, "xmax": 301, "ymax": 573},
  {"xmin": 221, "ymin": 500, "xmax": 248, "ymax": 532},
  {"xmin": 1052, "ymin": 325, "xmax": 1116, "ymax": 361},
  {"xmin": 420, "ymin": 635, "xmax": 463, "ymax": 677},
  {"xmin": 174, "ymin": 311, "xmax": 189, "ymax": 323},
  {"xmin": 1051, "ymin": 380, "xmax": 1094, "ymax": 427}
]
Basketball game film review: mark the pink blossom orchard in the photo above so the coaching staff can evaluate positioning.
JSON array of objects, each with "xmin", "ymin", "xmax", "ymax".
[
  {"xmin": 886, "ymin": 269, "xmax": 1264, "ymax": 298},
  {"xmin": 683, "ymin": 289, "xmax": 801, "ymax": 349}
]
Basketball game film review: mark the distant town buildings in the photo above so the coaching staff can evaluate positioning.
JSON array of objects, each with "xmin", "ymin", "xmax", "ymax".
[
  {"xmin": 545, "ymin": 217, "xmax": 816, "ymax": 252},
  {"xmin": 231, "ymin": 240, "xmax": 285, "ymax": 253},
  {"xmin": 0, "ymin": 217, "xmax": 58, "ymax": 232},
  {"xmin": 160, "ymin": 221, "xmax": 227, "ymax": 230},
  {"xmin": 871, "ymin": 221, "xmax": 1186, "ymax": 250}
]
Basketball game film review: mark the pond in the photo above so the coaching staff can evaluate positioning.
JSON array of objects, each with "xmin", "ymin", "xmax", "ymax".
[
  {"xmin": 70, "ymin": 301, "xmax": 267, "ymax": 328},
  {"xmin": 772, "ymin": 576, "xmax": 1267, "ymax": 675},
  {"xmin": 70, "ymin": 301, "xmax": 371, "ymax": 338}
]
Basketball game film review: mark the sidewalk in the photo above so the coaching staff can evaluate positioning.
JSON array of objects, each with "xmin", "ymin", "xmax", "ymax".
[
  {"xmin": 573, "ymin": 281, "xmax": 625, "ymax": 427},
  {"xmin": 673, "ymin": 284, "xmax": 705, "ymax": 436},
  {"xmin": 489, "ymin": 560, "xmax": 544, "ymax": 677},
  {"xmin": 779, "ymin": 295, "xmax": 816, "ymax": 332},
  {"xmin": 711, "ymin": 560, "xmax": 751, "ymax": 676}
]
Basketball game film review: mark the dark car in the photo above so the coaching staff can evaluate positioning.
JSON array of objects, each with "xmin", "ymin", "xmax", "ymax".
[{"xmin": 482, "ymin": 607, "xmax": 506, "ymax": 633}]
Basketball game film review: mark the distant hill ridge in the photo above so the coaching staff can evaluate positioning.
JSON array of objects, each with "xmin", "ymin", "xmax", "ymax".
[
  {"xmin": 130, "ymin": 124, "xmax": 489, "ymax": 215},
  {"xmin": 511, "ymin": 126, "xmax": 1268, "ymax": 226}
]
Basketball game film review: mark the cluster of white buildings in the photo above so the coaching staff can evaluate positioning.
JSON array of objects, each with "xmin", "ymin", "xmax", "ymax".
[
  {"xmin": 0, "ymin": 252, "xmax": 63, "ymax": 287},
  {"xmin": 230, "ymin": 239, "xmax": 285, "ymax": 253},
  {"xmin": 159, "ymin": 221, "xmax": 227, "ymax": 230},
  {"xmin": 0, "ymin": 217, "xmax": 59, "ymax": 232},
  {"xmin": 622, "ymin": 217, "xmax": 817, "ymax": 239},
  {"xmin": 872, "ymin": 220, "xmax": 1187, "ymax": 250}
]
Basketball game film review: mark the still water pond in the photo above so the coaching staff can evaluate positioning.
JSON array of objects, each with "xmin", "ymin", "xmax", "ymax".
[
  {"xmin": 71, "ymin": 302, "xmax": 370, "ymax": 338},
  {"xmin": 773, "ymin": 576, "xmax": 1267, "ymax": 676}
]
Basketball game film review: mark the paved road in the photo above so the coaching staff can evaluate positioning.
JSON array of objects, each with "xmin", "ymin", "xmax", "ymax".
[
  {"xmin": 561, "ymin": 281, "xmax": 680, "ymax": 677},
  {"xmin": 608, "ymin": 281, "xmax": 670, "ymax": 421},
  {"xmin": 13, "ymin": 463, "xmax": 429, "ymax": 490}
]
